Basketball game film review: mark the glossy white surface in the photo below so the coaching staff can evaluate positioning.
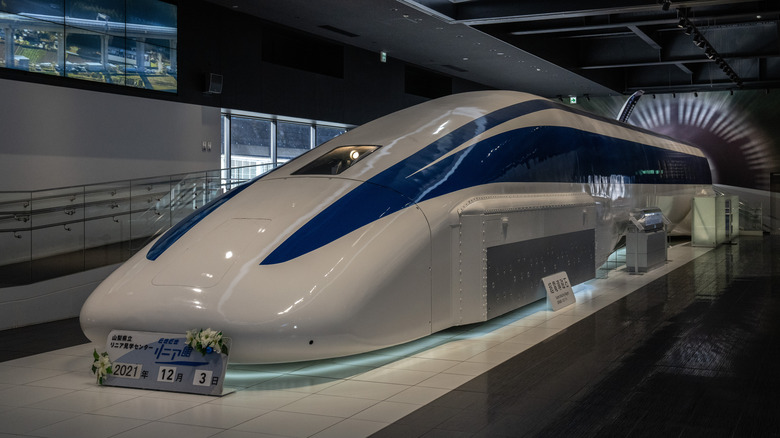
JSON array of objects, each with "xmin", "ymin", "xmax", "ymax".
[
  {"xmin": 80, "ymin": 91, "xmax": 712, "ymax": 363},
  {"xmin": 8, "ymin": 243, "xmax": 710, "ymax": 437}
]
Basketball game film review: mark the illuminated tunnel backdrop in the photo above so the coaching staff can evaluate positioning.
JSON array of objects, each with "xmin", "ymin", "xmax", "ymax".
[{"xmin": 580, "ymin": 90, "xmax": 780, "ymax": 191}]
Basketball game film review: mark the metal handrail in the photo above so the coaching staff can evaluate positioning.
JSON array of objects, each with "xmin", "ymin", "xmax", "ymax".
[{"xmin": 0, "ymin": 163, "xmax": 274, "ymax": 287}]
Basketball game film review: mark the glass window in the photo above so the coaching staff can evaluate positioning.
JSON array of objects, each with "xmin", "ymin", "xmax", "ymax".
[
  {"xmin": 293, "ymin": 145, "xmax": 379, "ymax": 175},
  {"xmin": 277, "ymin": 122, "xmax": 311, "ymax": 161},
  {"xmin": 316, "ymin": 126, "xmax": 346, "ymax": 146},
  {"xmin": 230, "ymin": 117, "xmax": 272, "ymax": 165},
  {"xmin": 221, "ymin": 112, "xmax": 352, "ymax": 175}
]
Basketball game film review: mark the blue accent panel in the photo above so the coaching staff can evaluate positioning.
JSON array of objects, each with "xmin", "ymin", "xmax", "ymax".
[
  {"xmin": 261, "ymin": 119, "xmax": 710, "ymax": 265},
  {"xmin": 146, "ymin": 180, "xmax": 257, "ymax": 261},
  {"xmin": 259, "ymin": 99, "xmax": 554, "ymax": 265},
  {"xmin": 260, "ymin": 183, "xmax": 414, "ymax": 265}
]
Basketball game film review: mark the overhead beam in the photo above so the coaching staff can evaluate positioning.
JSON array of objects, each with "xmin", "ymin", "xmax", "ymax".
[
  {"xmin": 675, "ymin": 62, "xmax": 693, "ymax": 75},
  {"xmin": 507, "ymin": 11, "xmax": 780, "ymax": 36},
  {"xmin": 579, "ymin": 53, "xmax": 777, "ymax": 70},
  {"xmin": 451, "ymin": 0, "xmax": 762, "ymax": 25},
  {"xmin": 627, "ymin": 24, "xmax": 661, "ymax": 50}
]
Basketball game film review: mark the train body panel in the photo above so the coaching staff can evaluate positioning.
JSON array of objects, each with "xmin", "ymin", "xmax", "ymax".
[{"xmin": 80, "ymin": 91, "xmax": 713, "ymax": 363}]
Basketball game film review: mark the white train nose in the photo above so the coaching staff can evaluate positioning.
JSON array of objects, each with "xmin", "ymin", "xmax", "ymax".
[{"xmin": 152, "ymin": 218, "xmax": 270, "ymax": 288}]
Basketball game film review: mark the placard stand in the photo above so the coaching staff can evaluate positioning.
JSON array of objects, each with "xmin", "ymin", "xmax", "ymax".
[
  {"xmin": 101, "ymin": 330, "xmax": 232, "ymax": 396},
  {"xmin": 542, "ymin": 271, "xmax": 576, "ymax": 311}
]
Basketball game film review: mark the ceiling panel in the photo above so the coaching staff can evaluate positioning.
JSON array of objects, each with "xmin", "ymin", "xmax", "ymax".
[{"xmin": 206, "ymin": 0, "xmax": 780, "ymax": 96}]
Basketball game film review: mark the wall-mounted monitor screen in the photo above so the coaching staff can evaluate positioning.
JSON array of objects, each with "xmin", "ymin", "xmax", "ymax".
[{"xmin": 0, "ymin": 0, "xmax": 177, "ymax": 92}]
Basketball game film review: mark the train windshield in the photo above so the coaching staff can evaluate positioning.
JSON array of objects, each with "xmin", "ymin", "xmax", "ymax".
[{"xmin": 292, "ymin": 145, "xmax": 380, "ymax": 175}]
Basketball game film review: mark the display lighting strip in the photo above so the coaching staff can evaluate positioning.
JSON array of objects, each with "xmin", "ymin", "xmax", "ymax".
[{"xmin": 677, "ymin": 13, "xmax": 743, "ymax": 88}]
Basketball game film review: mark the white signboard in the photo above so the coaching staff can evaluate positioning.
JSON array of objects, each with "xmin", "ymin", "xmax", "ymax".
[
  {"xmin": 542, "ymin": 271, "xmax": 576, "ymax": 311},
  {"xmin": 102, "ymin": 330, "xmax": 231, "ymax": 396}
]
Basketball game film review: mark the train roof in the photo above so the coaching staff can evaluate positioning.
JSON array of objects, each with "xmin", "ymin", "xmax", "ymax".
[{"xmin": 271, "ymin": 90, "xmax": 705, "ymax": 182}]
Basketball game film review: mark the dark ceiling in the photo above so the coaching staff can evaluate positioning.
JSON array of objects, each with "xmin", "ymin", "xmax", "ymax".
[
  {"xmin": 208, "ymin": 0, "xmax": 780, "ymax": 97},
  {"xmin": 431, "ymin": 0, "xmax": 780, "ymax": 94}
]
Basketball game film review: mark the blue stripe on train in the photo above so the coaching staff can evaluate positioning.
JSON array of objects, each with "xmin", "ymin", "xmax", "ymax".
[
  {"xmin": 149, "ymin": 99, "xmax": 551, "ymax": 263},
  {"xmin": 259, "ymin": 124, "xmax": 711, "ymax": 265},
  {"xmin": 147, "ymin": 97, "xmax": 710, "ymax": 265},
  {"xmin": 146, "ymin": 177, "xmax": 257, "ymax": 261}
]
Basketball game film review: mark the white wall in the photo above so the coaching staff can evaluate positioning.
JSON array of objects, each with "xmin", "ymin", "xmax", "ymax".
[{"xmin": 0, "ymin": 78, "xmax": 221, "ymax": 191}]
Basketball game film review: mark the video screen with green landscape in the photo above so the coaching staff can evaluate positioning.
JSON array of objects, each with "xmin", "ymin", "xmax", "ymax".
[{"xmin": 0, "ymin": 0, "xmax": 177, "ymax": 92}]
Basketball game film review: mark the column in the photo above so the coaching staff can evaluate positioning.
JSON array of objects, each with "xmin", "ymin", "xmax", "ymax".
[
  {"xmin": 168, "ymin": 39, "xmax": 176, "ymax": 74},
  {"xmin": 135, "ymin": 38, "xmax": 145, "ymax": 73},
  {"xmin": 3, "ymin": 26, "xmax": 14, "ymax": 68},
  {"xmin": 101, "ymin": 34, "xmax": 109, "ymax": 70},
  {"xmin": 57, "ymin": 33, "xmax": 65, "ymax": 75}
]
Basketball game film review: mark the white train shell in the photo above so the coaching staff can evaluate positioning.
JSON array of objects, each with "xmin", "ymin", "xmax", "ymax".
[{"xmin": 80, "ymin": 91, "xmax": 712, "ymax": 363}]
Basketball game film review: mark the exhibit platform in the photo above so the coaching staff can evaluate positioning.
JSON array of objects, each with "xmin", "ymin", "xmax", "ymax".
[{"xmin": 0, "ymin": 236, "xmax": 777, "ymax": 437}]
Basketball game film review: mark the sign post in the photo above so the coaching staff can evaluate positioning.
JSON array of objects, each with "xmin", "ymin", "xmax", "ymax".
[{"xmin": 542, "ymin": 271, "xmax": 576, "ymax": 311}]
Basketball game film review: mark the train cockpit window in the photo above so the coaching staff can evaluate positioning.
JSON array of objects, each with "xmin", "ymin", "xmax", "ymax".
[{"xmin": 292, "ymin": 145, "xmax": 380, "ymax": 175}]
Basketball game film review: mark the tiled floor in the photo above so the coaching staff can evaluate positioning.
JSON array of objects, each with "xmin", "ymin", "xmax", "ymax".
[{"xmin": 0, "ymin": 237, "xmax": 775, "ymax": 437}]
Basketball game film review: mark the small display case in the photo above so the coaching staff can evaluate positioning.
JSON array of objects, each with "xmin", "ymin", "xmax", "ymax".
[
  {"xmin": 626, "ymin": 207, "xmax": 667, "ymax": 273},
  {"xmin": 628, "ymin": 207, "xmax": 665, "ymax": 233}
]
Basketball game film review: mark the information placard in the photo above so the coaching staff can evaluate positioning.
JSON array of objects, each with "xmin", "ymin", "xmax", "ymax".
[
  {"xmin": 102, "ymin": 330, "xmax": 231, "ymax": 396},
  {"xmin": 542, "ymin": 271, "xmax": 576, "ymax": 311}
]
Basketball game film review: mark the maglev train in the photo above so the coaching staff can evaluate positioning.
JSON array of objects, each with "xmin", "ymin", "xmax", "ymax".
[{"xmin": 80, "ymin": 91, "xmax": 712, "ymax": 363}]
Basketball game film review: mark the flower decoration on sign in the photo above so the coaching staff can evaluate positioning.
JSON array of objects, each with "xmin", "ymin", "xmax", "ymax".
[
  {"xmin": 186, "ymin": 328, "xmax": 228, "ymax": 356},
  {"xmin": 91, "ymin": 349, "xmax": 113, "ymax": 385}
]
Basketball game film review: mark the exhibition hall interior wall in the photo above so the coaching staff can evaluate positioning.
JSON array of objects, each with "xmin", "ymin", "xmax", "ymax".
[
  {"xmin": 0, "ymin": 0, "xmax": 485, "ymax": 192},
  {"xmin": 0, "ymin": 78, "xmax": 221, "ymax": 191}
]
